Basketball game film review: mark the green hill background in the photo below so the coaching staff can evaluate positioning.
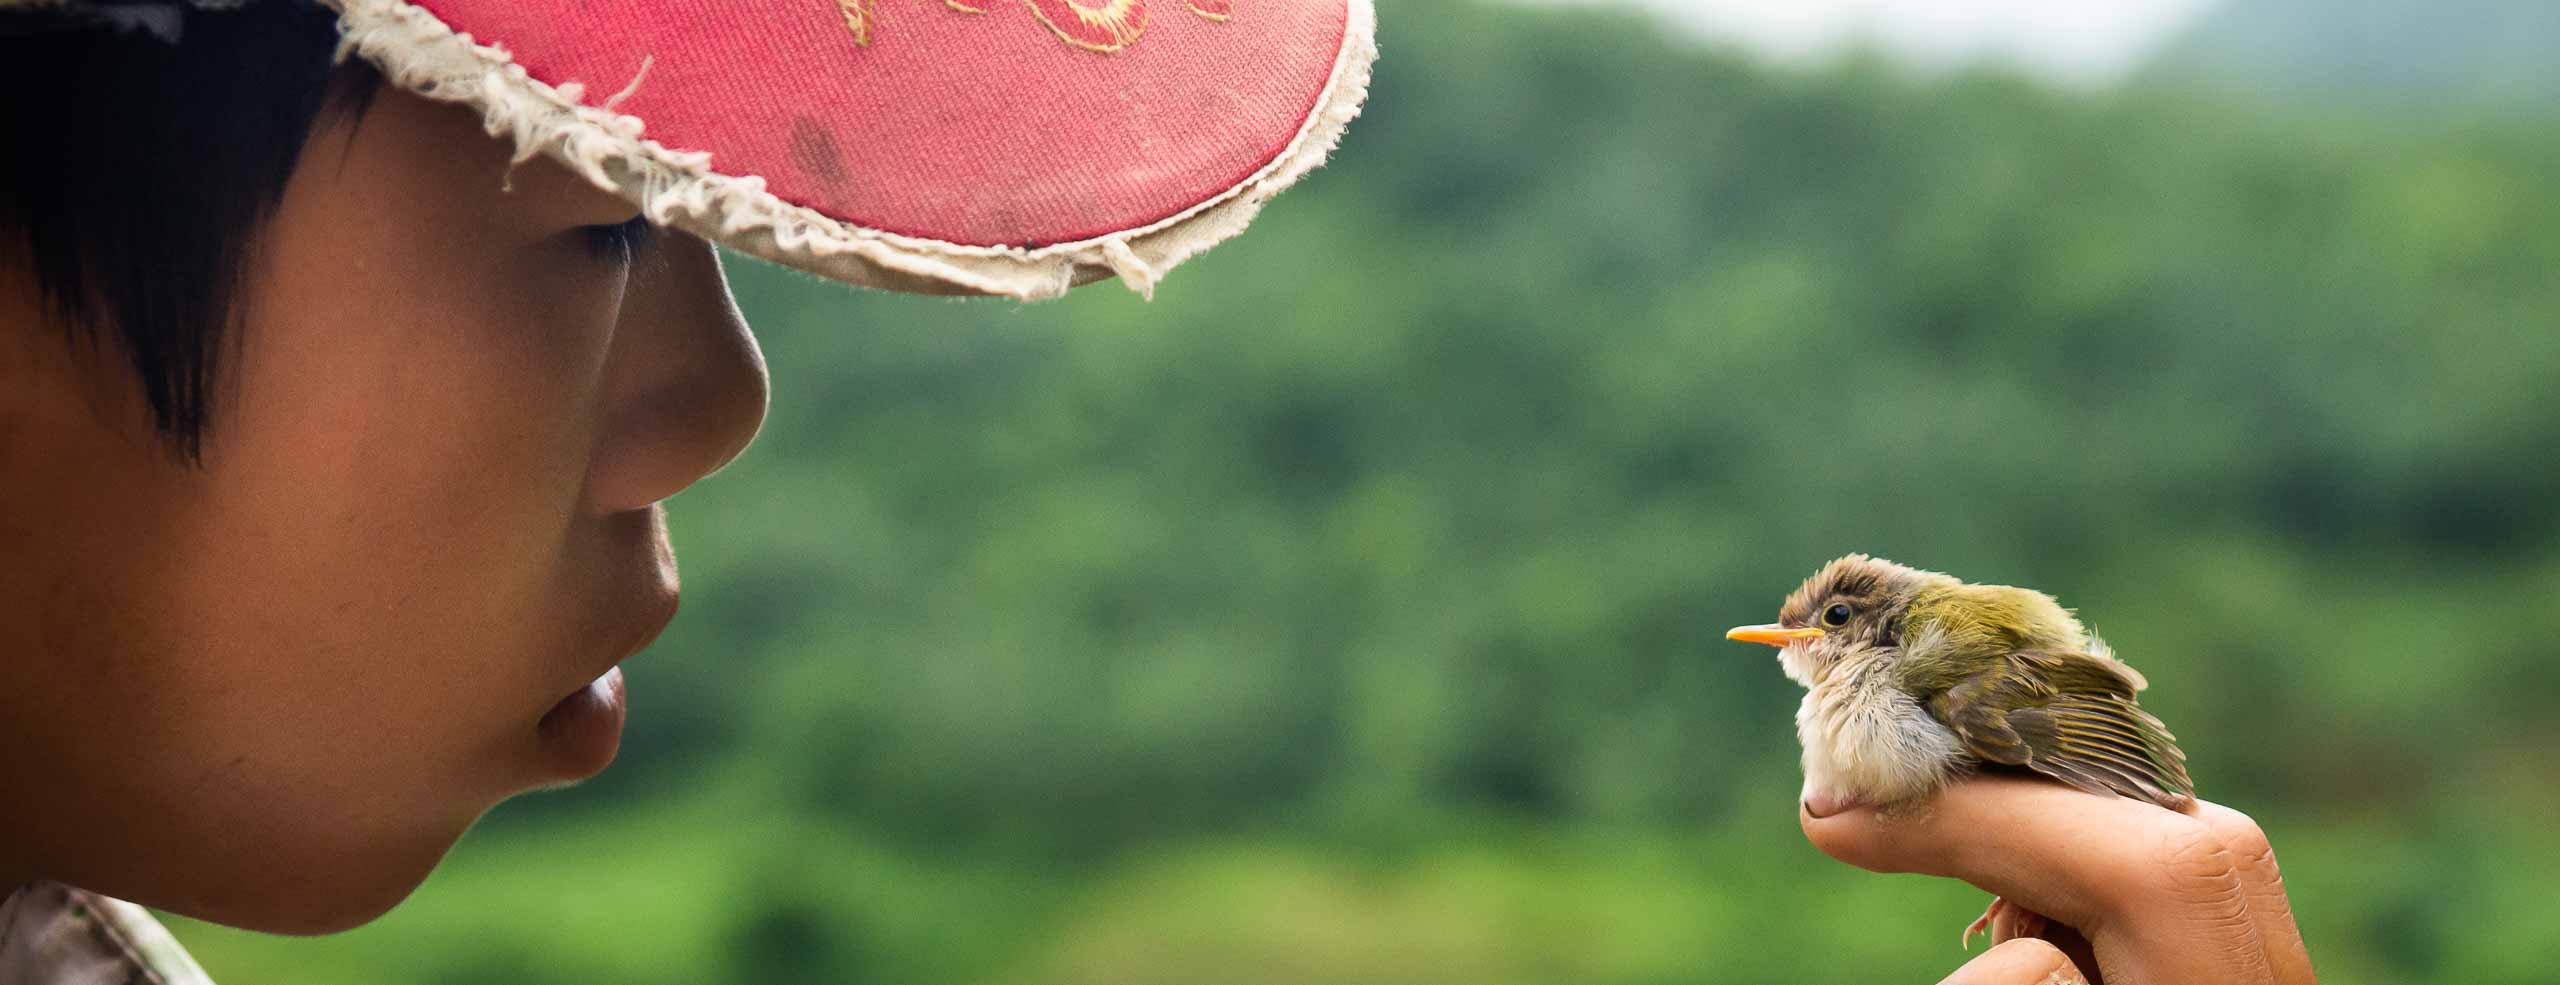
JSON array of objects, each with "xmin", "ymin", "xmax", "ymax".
[
  {"xmin": 174, "ymin": 0, "xmax": 2560, "ymax": 981},
  {"xmin": 2147, "ymin": 0, "xmax": 2560, "ymax": 115}
]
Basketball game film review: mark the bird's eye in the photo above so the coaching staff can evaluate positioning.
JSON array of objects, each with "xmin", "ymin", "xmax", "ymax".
[{"xmin": 1822, "ymin": 603, "xmax": 1852, "ymax": 627}]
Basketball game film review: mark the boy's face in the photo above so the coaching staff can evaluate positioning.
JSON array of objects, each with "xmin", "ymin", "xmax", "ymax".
[{"xmin": 0, "ymin": 88, "xmax": 768, "ymax": 932}]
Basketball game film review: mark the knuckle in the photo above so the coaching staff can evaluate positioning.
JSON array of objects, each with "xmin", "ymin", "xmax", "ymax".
[
  {"xmin": 2197, "ymin": 803, "xmax": 2279, "ymax": 874},
  {"xmin": 2130, "ymin": 819, "xmax": 2271, "ymax": 970},
  {"xmin": 2142, "ymin": 817, "xmax": 2245, "ymax": 902}
]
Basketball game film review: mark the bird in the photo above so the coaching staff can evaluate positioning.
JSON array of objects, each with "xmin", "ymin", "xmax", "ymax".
[{"xmin": 1727, "ymin": 553, "xmax": 2194, "ymax": 946}]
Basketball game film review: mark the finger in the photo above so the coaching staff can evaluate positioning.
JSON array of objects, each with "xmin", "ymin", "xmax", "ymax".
[
  {"xmin": 2187, "ymin": 800, "xmax": 2317, "ymax": 985},
  {"xmin": 1803, "ymin": 776, "xmax": 2204, "ymax": 929},
  {"xmin": 2031, "ymin": 922, "xmax": 2101, "ymax": 984},
  {"xmin": 1803, "ymin": 775, "xmax": 2272, "ymax": 983},
  {"xmin": 1940, "ymin": 938, "xmax": 2090, "ymax": 985}
]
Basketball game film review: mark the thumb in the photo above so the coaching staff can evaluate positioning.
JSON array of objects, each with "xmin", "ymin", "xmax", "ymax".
[{"xmin": 1940, "ymin": 938, "xmax": 2092, "ymax": 985}]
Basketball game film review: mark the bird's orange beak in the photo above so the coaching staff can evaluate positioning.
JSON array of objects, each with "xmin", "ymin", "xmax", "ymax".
[{"xmin": 1727, "ymin": 624, "xmax": 1825, "ymax": 647}]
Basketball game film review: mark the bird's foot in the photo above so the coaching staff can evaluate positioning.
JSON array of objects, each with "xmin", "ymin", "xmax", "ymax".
[
  {"xmin": 1962, "ymin": 895, "xmax": 2049, "ymax": 950},
  {"xmin": 1962, "ymin": 899, "xmax": 1999, "ymax": 950}
]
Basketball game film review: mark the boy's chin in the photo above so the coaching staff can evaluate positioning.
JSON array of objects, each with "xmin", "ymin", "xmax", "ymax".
[
  {"xmin": 216, "ymin": 866, "xmax": 440, "ymax": 936},
  {"xmin": 97, "ymin": 816, "xmax": 470, "ymax": 936}
]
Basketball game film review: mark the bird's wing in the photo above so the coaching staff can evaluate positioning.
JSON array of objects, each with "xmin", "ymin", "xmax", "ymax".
[{"xmin": 1929, "ymin": 648, "xmax": 2195, "ymax": 809}]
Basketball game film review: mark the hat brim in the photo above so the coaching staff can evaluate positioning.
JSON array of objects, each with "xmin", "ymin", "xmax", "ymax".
[{"xmin": 319, "ymin": 0, "xmax": 1373, "ymax": 300}]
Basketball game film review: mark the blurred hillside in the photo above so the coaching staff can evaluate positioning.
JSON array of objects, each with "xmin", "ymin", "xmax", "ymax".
[
  {"xmin": 176, "ymin": 0, "xmax": 2560, "ymax": 982},
  {"xmin": 2146, "ymin": 0, "xmax": 2560, "ymax": 115}
]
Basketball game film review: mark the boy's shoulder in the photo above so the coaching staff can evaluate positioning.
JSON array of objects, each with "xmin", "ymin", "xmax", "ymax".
[{"xmin": 0, "ymin": 882, "xmax": 215, "ymax": 985}]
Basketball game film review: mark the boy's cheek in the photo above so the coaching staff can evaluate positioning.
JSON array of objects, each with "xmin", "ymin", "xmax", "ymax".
[{"xmin": 4, "ymin": 629, "xmax": 516, "ymax": 933}]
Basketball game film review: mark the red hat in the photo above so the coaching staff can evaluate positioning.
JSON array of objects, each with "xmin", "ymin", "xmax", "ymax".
[{"xmin": 13, "ymin": 0, "xmax": 1376, "ymax": 300}]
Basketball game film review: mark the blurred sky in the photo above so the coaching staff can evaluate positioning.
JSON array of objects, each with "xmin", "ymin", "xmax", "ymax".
[{"xmin": 1512, "ymin": 0, "xmax": 2225, "ymax": 84}]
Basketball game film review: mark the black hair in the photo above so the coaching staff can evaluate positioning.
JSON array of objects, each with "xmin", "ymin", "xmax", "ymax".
[{"xmin": 1, "ymin": 2, "xmax": 380, "ymax": 461}]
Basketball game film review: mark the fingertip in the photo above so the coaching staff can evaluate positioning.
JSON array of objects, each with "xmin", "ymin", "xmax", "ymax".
[
  {"xmin": 1800, "ymin": 800, "xmax": 1899, "ymax": 874},
  {"xmin": 1939, "ymin": 938, "xmax": 2088, "ymax": 985}
]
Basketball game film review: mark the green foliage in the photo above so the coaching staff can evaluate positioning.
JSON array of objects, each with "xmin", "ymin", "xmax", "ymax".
[{"xmin": 173, "ymin": 0, "xmax": 2560, "ymax": 981}]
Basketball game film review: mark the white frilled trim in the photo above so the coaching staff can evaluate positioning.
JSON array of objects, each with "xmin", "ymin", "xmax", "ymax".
[{"xmin": 321, "ymin": 0, "xmax": 1375, "ymax": 300}]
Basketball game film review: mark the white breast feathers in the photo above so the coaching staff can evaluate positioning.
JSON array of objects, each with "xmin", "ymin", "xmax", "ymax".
[{"xmin": 1795, "ymin": 661, "xmax": 1967, "ymax": 810}]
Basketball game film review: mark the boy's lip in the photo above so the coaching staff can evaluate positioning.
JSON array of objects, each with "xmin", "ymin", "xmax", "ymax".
[
  {"xmin": 621, "ymin": 589, "xmax": 680, "ymax": 664},
  {"xmin": 533, "ymin": 592, "xmax": 674, "ymax": 781},
  {"xmin": 540, "ymin": 586, "xmax": 676, "ymax": 725},
  {"xmin": 589, "ymin": 587, "xmax": 679, "ymax": 688},
  {"xmin": 536, "ymin": 665, "xmax": 627, "ymax": 781}
]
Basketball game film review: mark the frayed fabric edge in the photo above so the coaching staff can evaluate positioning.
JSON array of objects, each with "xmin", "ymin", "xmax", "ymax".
[{"xmin": 321, "ymin": 0, "xmax": 1376, "ymax": 301}]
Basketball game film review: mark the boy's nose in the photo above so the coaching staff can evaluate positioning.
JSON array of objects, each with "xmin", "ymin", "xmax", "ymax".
[{"xmin": 582, "ymin": 232, "xmax": 769, "ymax": 515}]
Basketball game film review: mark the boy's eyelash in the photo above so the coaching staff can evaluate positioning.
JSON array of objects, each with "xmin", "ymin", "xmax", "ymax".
[{"xmin": 580, "ymin": 216, "xmax": 658, "ymax": 260}]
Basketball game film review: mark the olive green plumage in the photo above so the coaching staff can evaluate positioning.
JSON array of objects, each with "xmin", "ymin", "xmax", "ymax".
[{"xmin": 1733, "ymin": 554, "xmax": 2194, "ymax": 811}]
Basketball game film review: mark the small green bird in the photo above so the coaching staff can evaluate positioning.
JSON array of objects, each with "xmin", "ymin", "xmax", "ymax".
[{"xmin": 1729, "ymin": 554, "xmax": 2195, "ymax": 943}]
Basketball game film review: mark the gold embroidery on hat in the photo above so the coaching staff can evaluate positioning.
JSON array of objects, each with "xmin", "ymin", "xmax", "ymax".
[
  {"xmin": 835, "ymin": 0, "xmax": 879, "ymax": 45},
  {"xmin": 833, "ymin": 0, "xmax": 1220, "ymax": 51},
  {"xmin": 1026, "ymin": 0, "xmax": 1146, "ymax": 52}
]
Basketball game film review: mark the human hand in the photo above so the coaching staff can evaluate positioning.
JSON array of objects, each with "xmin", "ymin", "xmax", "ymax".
[{"xmin": 1801, "ymin": 774, "xmax": 2317, "ymax": 985}]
